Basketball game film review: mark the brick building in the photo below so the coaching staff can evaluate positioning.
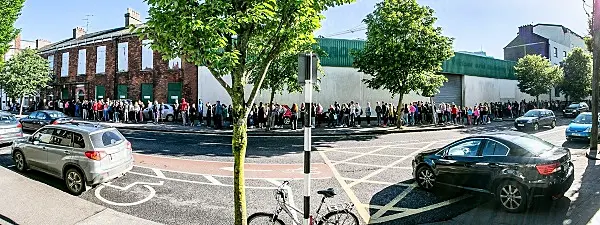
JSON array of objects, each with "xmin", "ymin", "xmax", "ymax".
[{"xmin": 37, "ymin": 8, "xmax": 198, "ymax": 104}]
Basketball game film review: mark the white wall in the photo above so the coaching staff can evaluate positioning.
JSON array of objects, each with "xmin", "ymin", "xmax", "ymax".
[
  {"xmin": 197, "ymin": 66, "xmax": 428, "ymax": 107},
  {"xmin": 463, "ymin": 75, "xmax": 561, "ymax": 107}
]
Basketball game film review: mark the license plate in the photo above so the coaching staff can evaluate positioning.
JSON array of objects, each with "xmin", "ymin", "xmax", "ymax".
[
  {"xmin": 517, "ymin": 124, "xmax": 525, "ymax": 127},
  {"xmin": 572, "ymin": 133, "xmax": 581, "ymax": 136}
]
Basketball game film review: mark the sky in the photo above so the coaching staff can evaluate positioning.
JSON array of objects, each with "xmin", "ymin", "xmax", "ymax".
[{"xmin": 15, "ymin": 0, "xmax": 590, "ymax": 59}]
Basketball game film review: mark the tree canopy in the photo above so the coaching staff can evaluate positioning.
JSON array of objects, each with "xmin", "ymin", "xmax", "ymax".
[
  {"xmin": 352, "ymin": 0, "xmax": 453, "ymax": 126},
  {"xmin": 140, "ymin": 0, "xmax": 353, "ymax": 224},
  {"xmin": 514, "ymin": 54, "xmax": 563, "ymax": 101},
  {"xmin": 560, "ymin": 48, "xmax": 592, "ymax": 101},
  {"xmin": 0, "ymin": 49, "xmax": 51, "ymax": 114},
  {"xmin": 0, "ymin": 0, "xmax": 25, "ymax": 66}
]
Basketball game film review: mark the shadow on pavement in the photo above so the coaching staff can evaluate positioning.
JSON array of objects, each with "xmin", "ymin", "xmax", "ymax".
[{"xmin": 0, "ymin": 214, "xmax": 18, "ymax": 225}]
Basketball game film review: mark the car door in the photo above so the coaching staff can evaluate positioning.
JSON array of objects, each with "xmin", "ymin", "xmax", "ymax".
[
  {"xmin": 24, "ymin": 128, "xmax": 54, "ymax": 170},
  {"xmin": 469, "ymin": 139, "xmax": 511, "ymax": 190},
  {"xmin": 539, "ymin": 111, "xmax": 548, "ymax": 126},
  {"xmin": 21, "ymin": 112, "xmax": 38, "ymax": 130},
  {"xmin": 45, "ymin": 128, "xmax": 74, "ymax": 176},
  {"xmin": 435, "ymin": 139, "xmax": 483, "ymax": 186}
]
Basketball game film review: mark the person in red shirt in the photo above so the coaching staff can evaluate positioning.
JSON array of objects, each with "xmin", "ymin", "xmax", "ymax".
[
  {"xmin": 451, "ymin": 105, "xmax": 458, "ymax": 124},
  {"xmin": 180, "ymin": 98, "xmax": 189, "ymax": 126},
  {"xmin": 92, "ymin": 101, "xmax": 98, "ymax": 121}
]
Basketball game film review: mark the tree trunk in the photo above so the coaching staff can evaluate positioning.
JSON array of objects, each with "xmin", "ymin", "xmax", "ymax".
[
  {"xmin": 19, "ymin": 95, "xmax": 24, "ymax": 115},
  {"xmin": 396, "ymin": 94, "xmax": 404, "ymax": 129},
  {"xmin": 536, "ymin": 95, "xmax": 539, "ymax": 108},
  {"xmin": 231, "ymin": 73, "xmax": 248, "ymax": 225},
  {"xmin": 267, "ymin": 88, "xmax": 275, "ymax": 130}
]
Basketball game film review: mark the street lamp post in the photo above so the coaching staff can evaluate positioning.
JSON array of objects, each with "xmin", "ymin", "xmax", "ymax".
[{"xmin": 591, "ymin": 0, "xmax": 600, "ymax": 150}]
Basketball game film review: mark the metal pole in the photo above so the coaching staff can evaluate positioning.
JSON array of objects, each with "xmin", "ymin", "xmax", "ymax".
[
  {"xmin": 303, "ymin": 54, "xmax": 313, "ymax": 225},
  {"xmin": 591, "ymin": 0, "xmax": 599, "ymax": 150}
]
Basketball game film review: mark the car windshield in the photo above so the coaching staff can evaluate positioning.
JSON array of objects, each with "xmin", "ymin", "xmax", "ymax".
[
  {"xmin": 567, "ymin": 104, "xmax": 579, "ymax": 109},
  {"xmin": 509, "ymin": 134, "xmax": 554, "ymax": 155},
  {"xmin": 47, "ymin": 112, "xmax": 67, "ymax": 118},
  {"xmin": 0, "ymin": 115, "xmax": 17, "ymax": 124},
  {"xmin": 573, "ymin": 114, "xmax": 594, "ymax": 124},
  {"xmin": 523, "ymin": 110, "xmax": 540, "ymax": 117}
]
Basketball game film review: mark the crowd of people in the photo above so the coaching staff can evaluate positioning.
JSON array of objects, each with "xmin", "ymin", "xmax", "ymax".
[{"xmin": 6, "ymin": 97, "xmax": 574, "ymax": 130}]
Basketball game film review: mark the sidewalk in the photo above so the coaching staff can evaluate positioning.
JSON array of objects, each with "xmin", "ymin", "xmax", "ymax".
[
  {"xmin": 74, "ymin": 120, "xmax": 467, "ymax": 136},
  {"xmin": 0, "ymin": 166, "xmax": 162, "ymax": 225}
]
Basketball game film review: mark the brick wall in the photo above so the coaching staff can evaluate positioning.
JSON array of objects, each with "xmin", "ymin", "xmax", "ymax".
[{"xmin": 41, "ymin": 35, "xmax": 198, "ymax": 103}]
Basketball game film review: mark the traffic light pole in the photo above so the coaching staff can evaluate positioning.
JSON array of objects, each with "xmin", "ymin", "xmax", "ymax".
[{"xmin": 591, "ymin": 0, "xmax": 599, "ymax": 151}]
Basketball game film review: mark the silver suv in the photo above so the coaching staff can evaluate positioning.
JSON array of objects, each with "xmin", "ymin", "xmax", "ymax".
[{"xmin": 11, "ymin": 123, "xmax": 133, "ymax": 195}]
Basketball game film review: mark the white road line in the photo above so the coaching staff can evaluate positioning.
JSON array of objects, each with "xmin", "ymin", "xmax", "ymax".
[
  {"xmin": 266, "ymin": 179, "xmax": 299, "ymax": 222},
  {"xmin": 127, "ymin": 137, "xmax": 157, "ymax": 141},
  {"xmin": 370, "ymin": 184, "xmax": 416, "ymax": 219},
  {"xmin": 341, "ymin": 178, "xmax": 413, "ymax": 187},
  {"xmin": 6, "ymin": 165, "xmax": 15, "ymax": 168},
  {"xmin": 534, "ymin": 128, "xmax": 565, "ymax": 137},
  {"xmin": 325, "ymin": 149, "xmax": 404, "ymax": 158},
  {"xmin": 201, "ymin": 142, "xmax": 232, "ymax": 146},
  {"xmin": 332, "ymin": 147, "xmax": 389, "ymax": 165},
  {"xmin": 370, "ymin": 194, "xmax": 472, "ymax": 223},
  {"xmin": 203, "ymin": 175, "xmax": 223, "ymax": 185},
  {"xmin": 133, "ymin": 154, "xmax": 326, "ymax": 167},
  {"xmin": 95, "ymin": 185, "xmax": 158, "ymax": 207},
  {"xmin": 330, "ymin": 161, "xmax": 412, "ymax": 170},
  {"xmin": 152, "ymin": 168, "xmax": 166, "ymax": 178},
  {"xmin": 319, "ymin": 151, "xmax": 370, "ymax": 223},
  {"xmin": 347, "ymin": 142, "xmax": 437, "ymax": 188},
  {"xmin": 133, "ymin": 165, "xmax": 327, "ymax": 180},
  {"xmin": 127, "ymin": 171, "xmax": 278, "ymax": 189}
]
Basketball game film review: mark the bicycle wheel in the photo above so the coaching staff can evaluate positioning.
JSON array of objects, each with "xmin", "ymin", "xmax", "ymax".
[
  {"xmin": 248, "ymin": 212, "xmax": 285, "ymax": 225},
  {"xmin": 318, "ymin": 210, "xmax": 359, "ymax": 225}
]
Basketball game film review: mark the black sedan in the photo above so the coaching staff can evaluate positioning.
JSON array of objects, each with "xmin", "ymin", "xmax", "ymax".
[
  {"xmin": 19, "ymin": 110, "xmax": 72, "ymax": 132},
  {"xmin": 514, "ymin": 109, "xmax": 556, "ymax": 131},
  {"xmin": 563, "ymin": 102, "xmax": 589, "ymax": 118},
  {"xmin": 412, "ymin": 132, "xmax": 574, "ymax": 213}
]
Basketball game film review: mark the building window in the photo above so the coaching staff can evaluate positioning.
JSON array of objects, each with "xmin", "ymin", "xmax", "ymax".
[
  {"xmin": 118, "ymin": 42, "xmax": 128, "ymax": 72},
  {"xmin": 563, "ymin": 51, "xmax": 567, "ymax": 58},
  {"xmin": 553, "ymin": 47, "xmax": 558, "ymax": 58},
  {"xmin": 48, "ymin": 55, "xmax": 54, "ymax": 74},
  {"xmin": 168, "ymin": 57, "xmax": 182, "ymax": 70},
  {"xmin": 96, "ymin": 46, "xmax": 106, "ymax": 74},
  {"xmin": 141, "ymin": 40, "xmax": 153, "ymax": 70},
  {"xmin": 61, "ymin": 52, "xmax": 69, "ymax": 77},
  {"xmin": 77, "ymin": 49, "xmax": 86, "ymax": 75}
]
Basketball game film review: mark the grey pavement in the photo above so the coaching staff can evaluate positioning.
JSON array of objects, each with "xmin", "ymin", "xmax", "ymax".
[{"xmin": 0, "ymin": 165, "xmax": 162, "ymax": 225}]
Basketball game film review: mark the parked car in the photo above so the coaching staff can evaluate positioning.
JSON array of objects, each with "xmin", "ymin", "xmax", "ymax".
[
  {"xmin": 412, "ymin": 132, "xmax": 574, "ymax": 213},
  {"xmin": 11, "ymin": 123, "xmax": 134, "ymax": 195},
  {"xmin": 514, "ymin": 109, "xmax": 556, "ymax": 131},
  {"xmin": 565, "ymin": 112, "xmax": 599, "ymax": 141},
  {"xmin": 0, "ymin": 112, "xmax": 23, "ymax": 145},
  {"xmin": 19, "ymin": 110, "xmax": 72, "ymax": 132},
  {"xmin": 563, "ymin": 102, "xmax": 589, "ymax": 118},
  {"xmin": 143, "ymin": 104, "xmax": 175, "ymax": 122}
]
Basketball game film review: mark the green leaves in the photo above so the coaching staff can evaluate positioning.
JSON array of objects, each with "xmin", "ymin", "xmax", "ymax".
[
  {"xmin": 0, "ymin": 49, "xmax": 51, "ymax": 99},
  {"xmin": 560, "ymin": 48, "xmax": 592, "ymax": 101},
  {"xmin": 514, "ymin": 54, "xmax": 563, "ymax": 99},
  {"xmin": 0, "ymin": 0, "xmax": 25, "ymax": 65},
  {"xmin": 352, "ymin": 0, "xmax": 453, "ymax": 100}
]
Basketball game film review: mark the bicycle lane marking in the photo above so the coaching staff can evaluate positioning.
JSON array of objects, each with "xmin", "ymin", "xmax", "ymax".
[{"xmin": 94, "ymin": 180, "xmax": 165, "ymax": 207}]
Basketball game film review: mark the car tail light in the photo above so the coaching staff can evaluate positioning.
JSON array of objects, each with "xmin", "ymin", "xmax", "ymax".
[
  {"xmin": 85, "ymin": 151, "xmax": 106, "ymax": 161},
  {"xmin": 126, "ymin": 141, "xmax": 132, "ymax": 152},
  {"xmin": 16, "ymin": 123, "xmax": 22, "ymax": 128},
  {"xmin": 536, "ymin": 162, "xmax": 561, "ymax": 175},
  {"xmin": 52, "ymin": 120, "xmax": 59, "ymax": 125}
]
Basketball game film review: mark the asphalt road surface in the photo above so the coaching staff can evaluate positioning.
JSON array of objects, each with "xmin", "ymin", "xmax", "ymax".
[{"xmin": 0, "ymin": 118, "xmax": 592, "ymax": 225}]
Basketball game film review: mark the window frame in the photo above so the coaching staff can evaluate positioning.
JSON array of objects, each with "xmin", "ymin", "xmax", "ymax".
[
  {"xmin": 77, "ymin": 49, "xmax": 87, "ymax": 75},
  {"xmin": 33, "ymin": 128, "xmax": 55, "ymax": 144},
  {"xmin": 481, "ymin": 139, "xmax": 511, "ymax": 157},
  {"xmin": 443, "ymin": 138, "xmax": 484, "ymax": 158},
  {"xmin": 50, "ymin": 129, "xmax": 74, "ymax": 147},
  {"xmin": 563, "ymin": 51, "xmax": 567, "ymax": 58},
  {"xmin": 553, "ymin": 47, "xmax": 558, "ymax": 58},
  {"xmin": 141, "ymin": 40, "xmax": 154, "ymax": 71},
  {"xmin": 117, "ymin": 42, "xmax": 129, "ymax": 72},
  {"xmin": 96, "ymin": 46, "xmax": 106, "ymax": 74},
  {"xmin": 61, "ymin": 52, "xmax": 69, "ymax": 77},
  {"xmin": 72, "ymin": 132, "xmax": 86, "ymax": 149}
]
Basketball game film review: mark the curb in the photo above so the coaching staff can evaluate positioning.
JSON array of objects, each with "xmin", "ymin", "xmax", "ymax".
[{"xmin": 112, "ymin": 125, "xmax": 466, "ymax": 136}]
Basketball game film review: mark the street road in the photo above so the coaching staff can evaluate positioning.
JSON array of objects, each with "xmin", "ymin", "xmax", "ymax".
[{"xmin": 0, "ymin": 118, "xmax": 595, "ymax": 225}]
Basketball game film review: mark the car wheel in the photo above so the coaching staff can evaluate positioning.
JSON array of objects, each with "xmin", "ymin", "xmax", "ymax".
[
  {"xmin": 13, "ymin": 151, "xmax": 28, "ymax": 172},
  {"xmin": 284, "ymin": 117, "xmax": 291, "ymax": 125},
  {"xmin": 551, "ymin": 120, "xmax": 556, "ymax": 129},
  {"xmin": 167, "ymin": 115, "xmax": 174, "ymax": 122},
  {"xmin": 533, "ymin": 123, "xmax": 539, "ymax": 131},
  {"xmin": 496, "ymin": 180, "xmax": 528, "ymax": 213},
  {"xmin": 416, "ymin": 166, "xmax": 436, "ymax": 191},
  {"xmin": 65, "ymin": 168, "xmax": 86, "ymax": 196}
]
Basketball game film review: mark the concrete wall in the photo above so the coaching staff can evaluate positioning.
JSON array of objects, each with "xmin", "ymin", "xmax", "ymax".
[
  {"xmin": 463, "ymin": 75, "xmax": 562, "ymax": 107},
  {"xmin": 197, "ymin": 66, "xmax": 428, "ymax": 107}
]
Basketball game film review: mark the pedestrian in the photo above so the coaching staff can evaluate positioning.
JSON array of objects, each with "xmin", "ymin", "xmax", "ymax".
[
  {"xmin": 365, "ymin": 102, "xmax": 372, "ymax": 126},
  {"xmin": 355, "ymin": 103, "xmax": 362, "ymax": 127},
  {"xmin": 258, "ymin": 102, "xmax": 264, "ymax": 129},
  {"xmin": 173, "ymin": 100, "xmax": 180, "ymax": 121},
  {"xmin": 375, "ymin": 102, "xmax": 382, "ymax": 126},
  {"xmin": 317, "ymin": 103, "xmax": 323, "ymax": 128},
  {"xmin": 181, "ymin": 98, "xmax": 189, "ymax": 126},
  {"xmin": 152, "ymin": 101, "xmax": 159, "ymax": 124},
  {"xmin": 328, "ymin": 105, "xmax": 335, "ymax": 128},
  {"xmin": 206, "ymin": 102, "xmax": 213, "ymax": 127},
  {"xmin": 198, "ymin": 99, "xmax": 204, "ymax": 126},
  {"xmin": 451, "ymin": 105, "xmax": 457, "ymax": 124},
  {"xmin": 190, "ymin": 103, "xmax": 198, "ymax": 126},
  {"xmin": 222, "ymin": 104, "xmax": 229, "ymax": 128},
  {"xmin": 291, "ymin": 103, "xmax": 298, "ymax": 130},
  {"xmin": 382, "ymin": 103, "xmax": 388, "ymax": 126}
]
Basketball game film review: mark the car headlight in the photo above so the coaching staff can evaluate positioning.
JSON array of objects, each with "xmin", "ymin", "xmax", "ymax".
[{"xmin": 585, "ymin": 127, "xmax": 592, "ymax": 132}]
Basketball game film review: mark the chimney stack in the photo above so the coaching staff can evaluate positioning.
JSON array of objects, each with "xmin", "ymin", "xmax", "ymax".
[
  {"xmin": 36, "ymin": 39, "xmax": 51, "ymax": 49},
  {"xmin": 125, "ymin": 8, "xmax": 142, "ymax": 27},
  {"xmin": 73, "ymin": 27, "xmax": 86, "ymax": 39}
]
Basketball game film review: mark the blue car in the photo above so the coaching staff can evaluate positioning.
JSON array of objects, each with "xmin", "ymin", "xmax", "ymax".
[{"xmin": 565, "ymin": 112, "xmax": 598, "ymax": 141}]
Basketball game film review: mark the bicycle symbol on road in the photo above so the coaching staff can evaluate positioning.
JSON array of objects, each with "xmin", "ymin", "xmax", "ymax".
[{"xmin": 94, "ymin": 180, "xmax": 164, "ymax": 206}]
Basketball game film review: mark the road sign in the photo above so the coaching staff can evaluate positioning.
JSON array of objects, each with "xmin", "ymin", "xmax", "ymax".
[{"xmin": 298, "ymin": 53, "xmax": 319, "ymax": 85}]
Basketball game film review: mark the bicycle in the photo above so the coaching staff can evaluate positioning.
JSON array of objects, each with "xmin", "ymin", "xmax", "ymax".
[{"xmin": 248, "ymin": 181, "xmax": 359, "ymax": 225}]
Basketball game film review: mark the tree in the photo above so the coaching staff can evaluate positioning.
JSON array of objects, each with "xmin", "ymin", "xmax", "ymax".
[
  {"xmin": 560, "ymin": 48, "xmax": 592, "ymax": 101},
  {"xmin": 352, "ymin": 0, "xmax": 454, "ymax": 128},
  {"xmin": 139, "ymin": 0, "xmax": 353, "ymax": 224},
  {"xmin": 514, "ymin": 54, "xmax": 563, "ymax": 102},
  {"xmin": 0, "ymin": 0, "xmax": 25, "ymax": 66},
  {"xmin": 0, "ymin": 49, "xmax": 51, "ymax": 115}
]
